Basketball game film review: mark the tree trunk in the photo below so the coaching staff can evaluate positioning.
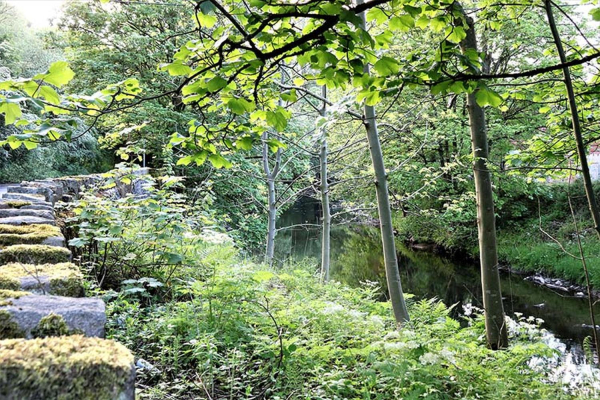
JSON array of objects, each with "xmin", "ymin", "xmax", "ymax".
[
  {"xmin": 263, "ymin": 133, "xmax": 281, "ymax": 266},
  {"xmin": 458, "ymin": 5, "xmax": 508, "ymax": 349},
  {"xmin": 320, "ymin": 85, "xmax": 331, "ymax": 282},
  {"xmin": 545, "ymin": 0, "xmax": 600, "ymax": 359},
  {"xmin": 357, "ymin": 0, "xmax": 410, "ymax": 324},
  {"xmin": 544, "ymin": 0, "xmax": 600, "ymax": 239}
]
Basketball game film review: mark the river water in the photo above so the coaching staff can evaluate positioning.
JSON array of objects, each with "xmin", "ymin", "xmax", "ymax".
[{"xmin": 275, "ymin": 197, "xmax": 600, "ymax": 365}]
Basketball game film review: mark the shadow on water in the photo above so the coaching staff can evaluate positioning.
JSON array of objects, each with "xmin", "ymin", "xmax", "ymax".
[{"xmin": 276, "ymin": 197, "xmax": 600, "ymax": 363}]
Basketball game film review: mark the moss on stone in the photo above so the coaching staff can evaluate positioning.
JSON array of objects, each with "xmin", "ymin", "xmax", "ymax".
[
  {"xmin": 0, "ymin": 245, "xmax": 71, "ymax": 265},
  {"xmin": 0, "ymin": 289, "xmax": 30, "ymax": 306},
  {"xmin": 0, "ymin": 263, "xmax": 84, "ymax": 297},
  {"xmin": 0, "ymin": 309, "xmax": 25, "ymax": 339},
  {"xmin": 30, "ymin": 313, "xmax": 70, "ymax": 338},
  {"xmin": 0, "ymin": 288, "xmax": 30, "ymax": 298},
  {"xmin": 0, "ymin": 335, "xmax": 134, "ymax": 400},
  {"xmin": 0, "ymin": 224, "xmax": 62, "ymax": 246},
  {"xmin": 4, "ymin": 201, "xmax": 32, "ymax": 209}
]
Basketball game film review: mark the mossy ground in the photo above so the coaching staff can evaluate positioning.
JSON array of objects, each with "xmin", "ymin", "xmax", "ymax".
[
  {"xmin": 0, "ymin": 224, "xmax": 61, "ymax": 246},
  {"xmin": 0, "ymin": 245, "xmax": 71, "ymax": 265},
  {"xmin": 0, "ymin": 335, "xmax": 134, "ymax": 400},
  {"xmin": 0, "ymin": 263, "xmax": 84, "ymax": 296}
]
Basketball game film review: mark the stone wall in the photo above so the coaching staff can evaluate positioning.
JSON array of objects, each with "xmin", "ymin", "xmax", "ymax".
[{"xmin": 0, "ymin": 172, "xmax": 140, "ymax": 399}]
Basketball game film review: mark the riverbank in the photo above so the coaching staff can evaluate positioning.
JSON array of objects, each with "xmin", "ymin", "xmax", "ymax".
[{"xmin": 106, "ymin": 245, "xmax": 599, "ymax": 399}]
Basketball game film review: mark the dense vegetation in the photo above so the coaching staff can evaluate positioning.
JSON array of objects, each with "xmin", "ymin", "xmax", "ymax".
[{"xmin": 2, "ymin": 0, "xmax": 600, "ymax": 397}]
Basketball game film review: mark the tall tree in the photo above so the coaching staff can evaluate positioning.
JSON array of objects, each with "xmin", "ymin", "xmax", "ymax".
[
  {"xmin": 357, "ymin": 0, "xmax": 409, "ymax": 324},
  {"xmin": 319, "ymin": 85, "xmax": 331, "ymax": 281},
  {"xmin": 456, "ymin": 3, "xmax": 507, "ymax": 349}
]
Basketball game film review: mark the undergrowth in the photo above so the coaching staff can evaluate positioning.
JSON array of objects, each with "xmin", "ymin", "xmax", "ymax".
[{"xmin": 65, "ymin": 178, "xmax": 598, "ymax": 399}]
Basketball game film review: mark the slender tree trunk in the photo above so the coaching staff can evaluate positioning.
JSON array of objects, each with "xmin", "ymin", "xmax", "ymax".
[
  {"xmin": 546, "ymin": 0, "xmax": 600, "ymax": 360},
  {"xmin": 263, "ymin": 134, "xmax": 281, "ymax": 266},
  {"xmin": 357, "ymin": 0, "xmax": 410, "ymax": 324},
  {"xmin": 320, "ymin": 85, "xmax": 331, "ymax": 282},
  {"xmin": 544, "ymin": 0, "xmax": 600, "ymax": 240},
  {"xmin": 458, "ymin": 5, "xmax": 508, "ymax": 349}
]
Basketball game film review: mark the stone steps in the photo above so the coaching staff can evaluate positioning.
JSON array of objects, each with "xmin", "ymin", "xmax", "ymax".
[
  {"xmin": 0, "ymin": 175, "xmax": 137, "ymax": 398},
  {"xmin": 0, "ymin": 263, "xmax": 84, "ymax": 296},
  {"xmin": 2, "ymin": 193, "xmax": 48, "ymax": 203},
  {"xmin": 0, "ymin": 291, "xmax": 105, "ymax": 338},
  {"xmin": 0, "ymin": 336, "xmax": 135, "ymax": 400}
]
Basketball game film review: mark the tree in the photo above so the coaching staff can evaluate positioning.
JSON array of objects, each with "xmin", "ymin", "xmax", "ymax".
[{"xmin": 456, "ymin": 3, "xmax": 508, "ymax": 349}]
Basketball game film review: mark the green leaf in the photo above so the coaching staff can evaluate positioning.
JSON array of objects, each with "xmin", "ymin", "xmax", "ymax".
[
  {"xmin": 389, "ymin": 15, "xmax": 414, "ymax": 32},
  {"xmin": 227, "ymin": 97, "xmax": 255, "ymax": 115},
  {"xmin": 38, "ymin": 61, "xmax": 75, "ymax": 87},
  {"xmin": 590, "ymin": 8, "xmax": 600, "ymax": 21},
  {"xmin": 39, "ymin": 86, "xmax": 60, "ymax": 104},
  {"xmin": 23, "ymin": 140, "xmax": 38, "ymax": 150},
  {"xmin": 281, "ymin": 90, "xmax": 297, "ymax": 102},
  {"xmin": 161, "ymin": 62, "xmax": 192, "ymax": 77},
  {"xmin": 266, "ymin": 107, "xmax": 291, "ymax": 132},
  {"xmin": 374, "ymin": 56, "xmax": 400, "ymax": 76},
  {"xmin": 195, "ymin": 12, "xmax": 218, "ymax": 28},
  {"xmin": 207, "ymin": 76, "xmax": 228, "ymax": 92},
  {"xmin": 236, "ymin": 136, "xmax": 254, "ymax": 150},
  {"xmin": 447, "ymin": 26, "xmax": 466, "ymax": 44},
  {"xmin": 0, "ymin": 102, "xmax": 22, "ymax": 125},
  {"xmin": 208, "ymin": 154, "xmax": 233, "ymax": 169},
  {"xmin": 366, "ymin": 8, "xmax": 387, "ymax": 24},
  {"xmin": 475, "ymin": 86, "xmax": 503, "ymax": 108}
]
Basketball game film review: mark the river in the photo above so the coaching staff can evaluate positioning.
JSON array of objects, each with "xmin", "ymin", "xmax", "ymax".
[{"xmin": 275, "ymin": 197, "xmax": 600, "ymax": 365}]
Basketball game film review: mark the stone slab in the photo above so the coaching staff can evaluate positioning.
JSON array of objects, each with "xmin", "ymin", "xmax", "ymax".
[
  {"xmin": 21, "ymin": 204, "xmax": 54, "ymax": 212},
  {"xmin": 0, "ymin": 216, "xmax": 55, "ymax": 226},
  {"xmin": 2, "ymin": 193, "xmax": 47, "ymax": 203},
  {"xmin": 7, "ymin": 186, "xmax": 53, "ymax": 202},
  {"xmin": 41, "ymin": 236, "xmax": 66, "ymax": 247},
  {"xmin": 0, "ymin": 208, "xmax": 54, "ymax": 220},
  {"xmin": 1, "ymin": 294, "xmax": 106, "ymax": 338}
]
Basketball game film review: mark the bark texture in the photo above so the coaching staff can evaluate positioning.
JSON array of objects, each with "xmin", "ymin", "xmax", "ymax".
[
  {"xmin": 320, "ymin": 85, "xmax": 331, "ymax": 282},
  {"xmin": 458, "ymin": 5, "xmax": 508, "ymax": 349},
  {"xmin": 357, "ymin": 0, "xmax": 410, "ymax": 324}
]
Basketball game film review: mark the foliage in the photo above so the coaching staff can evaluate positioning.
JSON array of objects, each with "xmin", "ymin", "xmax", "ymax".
[
  {"xmin": 67, "ymin": 175, "xmax": 233, "ymax": 291},
  {"xmin": 106, "ymin": 248, "xmax": 594, "ymax": 399}
]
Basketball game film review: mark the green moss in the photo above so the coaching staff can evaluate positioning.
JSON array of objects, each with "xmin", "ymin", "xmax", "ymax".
[
  {"xmin": 0, "ymin": 309, "xmax": 25, "ymax": 339},
  {"xmin": 31, "ymin": 313, "xmax": 70, "ymax": 338},
  {"xmin": 0, "ymin": 245, "xmax": 71, "ymax": 265},
  {"xmin": 0, "ymin": 263, "xmax": 84, "ymax": 297},
  {"xmin": 4, "ymin": 201, "xmax": 32, "ymax": 209},
  {"xmin": 0, "ymin": 224, "xmax": 62, "ymax": 246},
  {"xmin": 0, "ymin": 288, "xmax": 30, "ymax": 299},
  {"xmin": 0, "ymin": 335, "xmax": 134, "ymax": 400}
]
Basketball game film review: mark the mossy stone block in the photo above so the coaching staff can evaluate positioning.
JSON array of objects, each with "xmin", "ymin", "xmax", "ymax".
[
  {"xmin": 0, "ymin": 263, "xmax": 84, "ymax": 297},
  {"xmin": 0, "ymin": 336, "xmax": 135, "ymax": 400},
  {"xmin": 0, "ymin": 293, "xmax": 105, "ymax": 338},
  {"xmin": 0, "ymin": 245, "xmax": 71, "ymax": 264},
  {"xmin": 0, "ymin": 216, "xmax": 56, "ymax": 226},
  {"xmin": 0, "ymin": 224, "xmax": 62, "ymax": 246},
  {"xmin": 2, "ymin": 201, "xmax": 31, "ymax": 209}
]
